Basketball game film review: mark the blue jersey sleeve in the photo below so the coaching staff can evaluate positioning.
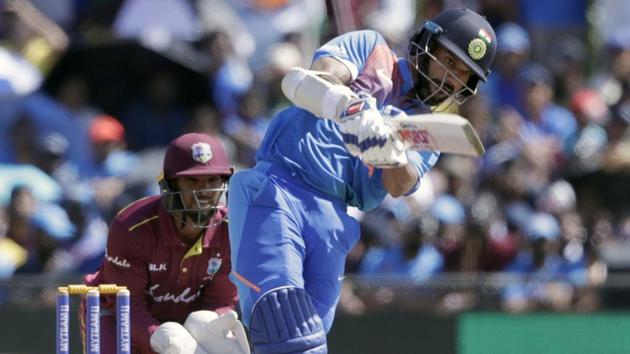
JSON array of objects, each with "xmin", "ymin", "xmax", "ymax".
[{"xmin": 313, "ymin": 30, "xmax": 387, "ymax": 81}]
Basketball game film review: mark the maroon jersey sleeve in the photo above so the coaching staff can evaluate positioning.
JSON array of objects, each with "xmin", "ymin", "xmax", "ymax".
[{"xmin": 102, "ymin": 217, "xmax": 160, "ymax": 352}]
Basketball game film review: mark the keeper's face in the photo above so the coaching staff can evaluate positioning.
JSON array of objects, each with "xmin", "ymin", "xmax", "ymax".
[{"xmin": 172, "ymin": 175, "xmax": 225, "ymax": 212}]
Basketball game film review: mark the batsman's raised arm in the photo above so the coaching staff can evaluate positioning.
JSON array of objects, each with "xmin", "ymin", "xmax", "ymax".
[
  {"xmin": 282, "ymin": 56, "xmax": 420, "ymax": 196},
  {"xmin": 282, "ymin": 50, "xmax": 422, "ymax": 197},
  {"xmin": 310, "ymin": 56, "xmax": 354, "ymax": 84},
  {"xmin": 281, "ymin": 57, "xmax": 356, "ymax": 121}
]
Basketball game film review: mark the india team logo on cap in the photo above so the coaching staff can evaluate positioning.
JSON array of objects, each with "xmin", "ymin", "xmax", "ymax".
[
  {"xmin": 191, "ymin": 142, "xmax": 213, "ymax": 163},
  {"xmin": 468, "ymin": 38, "xmax": 487, "ymax": 60}
]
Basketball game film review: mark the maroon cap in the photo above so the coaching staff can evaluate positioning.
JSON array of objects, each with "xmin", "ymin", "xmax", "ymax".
[{"xmin": 163, "ymin": 133, "xmax": 233, "ymax": 178}]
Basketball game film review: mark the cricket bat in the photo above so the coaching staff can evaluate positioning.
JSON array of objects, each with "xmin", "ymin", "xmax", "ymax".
[{"xmin": 389, "ymin": 113, "xmax": 485, "ymax": 157}]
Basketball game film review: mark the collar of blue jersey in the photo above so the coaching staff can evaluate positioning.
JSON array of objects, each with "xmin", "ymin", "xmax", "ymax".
[{"xmin": 397, "ymin": 58, "xmax": 415, "ymax": 95}]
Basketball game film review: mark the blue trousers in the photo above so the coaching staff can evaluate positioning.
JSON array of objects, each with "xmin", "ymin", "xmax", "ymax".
[{"xmin": 228, "ymin": 162, "xmax": 360, "ymax": 332}]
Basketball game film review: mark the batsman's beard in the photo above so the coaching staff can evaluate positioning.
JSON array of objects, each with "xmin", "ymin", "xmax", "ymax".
[{"xmin": 414, "ymin": 75, "xmax": 448, "ymax": 107}]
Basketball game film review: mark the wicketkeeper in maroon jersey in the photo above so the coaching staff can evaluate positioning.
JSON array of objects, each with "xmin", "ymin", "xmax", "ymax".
[{"xmin": 82, "ymin": 132, "xmax": 249, "ymax": 354}]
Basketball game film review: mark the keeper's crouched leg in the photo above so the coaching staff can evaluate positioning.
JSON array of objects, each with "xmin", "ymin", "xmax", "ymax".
[{"xmin": 249, "ymin": 287, "xmax": 327, "ymax": 354}]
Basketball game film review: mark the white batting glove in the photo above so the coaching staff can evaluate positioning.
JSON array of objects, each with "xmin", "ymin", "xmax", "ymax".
[
  {"xmin": 150, "ymin": 322, "xmax": 209, "ymax": 354},
  {"xmin": 362, "ymin": 105, "xmax": 408, "ymax": 168},
  {"xmin": 361, "ymin": 132, "xmax": 408, "ymax": 168},
  {"xmin": 338, "ymin": 96, "xmax": 407, "ymax": 167},
  {"xmin": 338, "ymin": 93, "xmax": 391, "ymax": 156},
  {"xmin": 337, "ymin": 94, "xmax": 373, "ymax": 157},
  {"xmin": 184, "ymin": 310, "xmax": 251, "ymax": 354}
]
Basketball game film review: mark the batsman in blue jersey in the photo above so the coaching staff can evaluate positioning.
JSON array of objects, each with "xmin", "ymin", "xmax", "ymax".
[{"xmin": 229, "ymin": 8, "xmax": 497, "ymax": 353}]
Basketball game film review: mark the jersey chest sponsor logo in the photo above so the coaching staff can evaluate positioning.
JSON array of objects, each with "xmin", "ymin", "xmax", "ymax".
[
  {"xmin": 149, "ymin": 263, "xmax": 168, "ymax": 272},
  {"xmin": 104, "ymin": 249, "xmax": 131, "ymax": 268},
  {"xmin": 146, "ymin": 284, "xmax": 202, "ymax": 303}
]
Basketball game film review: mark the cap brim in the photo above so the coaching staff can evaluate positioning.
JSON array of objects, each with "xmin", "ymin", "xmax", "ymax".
[
  {"xmin": 172, "ymin": 167, "xmax": 233, "ymax": 177},
  {"xmin": 436, "ymin": 37, "xmax": 488, "ymax": 82}
]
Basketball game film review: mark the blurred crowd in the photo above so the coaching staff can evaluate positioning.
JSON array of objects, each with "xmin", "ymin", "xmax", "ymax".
[{"xmin": 0, "ymin": 0, "xmax": 629, "ymax": 315}]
